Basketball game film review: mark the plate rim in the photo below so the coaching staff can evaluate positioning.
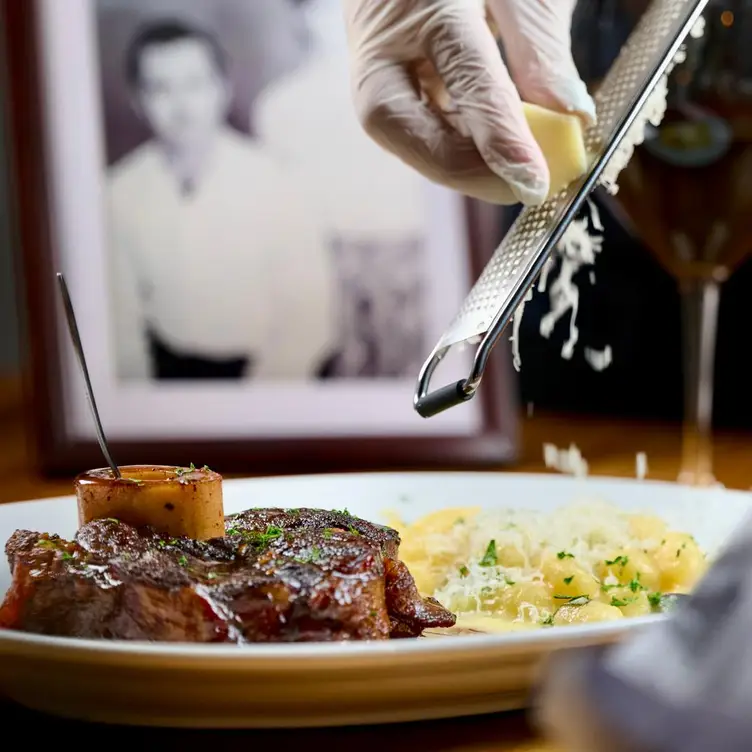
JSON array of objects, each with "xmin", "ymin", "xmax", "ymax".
[{"xmin": 0, "ymin": 471, "xmax": 745, "ymax": 660}]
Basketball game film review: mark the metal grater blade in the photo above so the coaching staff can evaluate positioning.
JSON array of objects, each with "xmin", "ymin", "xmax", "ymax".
[{"xmin": 414, "ymin": 0, "xmax": 711, "ymax": 418}]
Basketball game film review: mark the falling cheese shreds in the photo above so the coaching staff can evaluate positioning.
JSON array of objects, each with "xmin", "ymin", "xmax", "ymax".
[
  {"xmin": 636, "ymin": 452, "xmax": 648, "ymax": 480},
  {"xmin": 584, "ymin": 345, "xmax": 613, "ymax": 371},
  {"xmin": 511, "ymin": 287, "xmax": 534, "ymax": 371},
  {"xmin": 543, "ymin": 442, "xmax": 589, "ymax": 478},
  {"xmin": 503, "ymin": 20, "xmax": 706, "ymax": 373}
]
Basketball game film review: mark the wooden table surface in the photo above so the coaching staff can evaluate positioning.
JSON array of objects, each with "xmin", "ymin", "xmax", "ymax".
[{"xmin": 2, "ymin": 375, "xmax": 751, "ymax": 748}]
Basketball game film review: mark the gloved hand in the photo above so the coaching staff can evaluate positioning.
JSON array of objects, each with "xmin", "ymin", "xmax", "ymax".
[
  {"xmin": 343, "ymin": 0, "xmax": 596, "ymax": 206},
  {"xmin": 534, "ymin": 507, "xmax": 752, "ymax": 752}
]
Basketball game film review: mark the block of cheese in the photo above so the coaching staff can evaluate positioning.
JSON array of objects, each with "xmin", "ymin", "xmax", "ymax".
[{"xmin": 523, "ymin": 102, "xmax": 590, "ymax": 197}]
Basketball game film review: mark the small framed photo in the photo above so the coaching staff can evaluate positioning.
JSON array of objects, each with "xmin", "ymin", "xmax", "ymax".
[{"xmin": 4, "ymin": 0, "xmax": 519, "ymax": 475}]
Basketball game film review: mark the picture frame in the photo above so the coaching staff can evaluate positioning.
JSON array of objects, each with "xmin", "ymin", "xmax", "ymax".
[{"xmin": 2, "ymin": 0, "xmax": 520, "ymax": 477}]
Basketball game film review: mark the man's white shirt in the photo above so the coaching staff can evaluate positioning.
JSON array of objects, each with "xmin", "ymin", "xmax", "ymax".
[{"xmin": 107, "ymin": 127, "xmax": 336, "ymax": 381}]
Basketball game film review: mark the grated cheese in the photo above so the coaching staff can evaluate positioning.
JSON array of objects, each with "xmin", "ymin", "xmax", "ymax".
[
  {"xmin": 431, "ymin": 500, "xmax": 665, "ymax": 618},
  {"xmin": 584, "ymin": 345, "xmax": 613, "ymax": 371},
  {"xmin": 636, "ymin": 452, "xmax": 648, "ymax": 480},
  {"xmin": 543, "ymin": 442, "xmax": 589, "ymax": 478},
  {"xmin": 511, "ymin": 19, "xmax": 707, "ymax": 372}
]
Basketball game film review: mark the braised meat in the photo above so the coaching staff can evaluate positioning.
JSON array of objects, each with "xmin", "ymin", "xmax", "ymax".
[{"xmin": 0, "ymin": 508, "xmax": 455, "ymax": 642}]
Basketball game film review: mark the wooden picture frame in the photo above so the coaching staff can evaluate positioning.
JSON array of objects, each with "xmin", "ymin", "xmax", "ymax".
[{"xmin": 1, "ymin": 0, "xmax": 519, "ymax": 477}]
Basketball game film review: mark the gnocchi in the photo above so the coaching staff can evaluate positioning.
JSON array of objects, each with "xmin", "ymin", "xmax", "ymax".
[{"xmin": 391, "ymin": 501, "xmax": 709, "ymax": 633}]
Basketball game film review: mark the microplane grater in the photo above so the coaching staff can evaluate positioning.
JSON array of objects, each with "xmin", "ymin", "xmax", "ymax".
[{"xmin": 414, "ymin": 0, "xmax": 710, "ymax": 418}]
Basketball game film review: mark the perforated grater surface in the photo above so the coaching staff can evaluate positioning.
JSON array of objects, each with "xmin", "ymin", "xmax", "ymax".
[{"xmin": 414, "ymin": 0, "xmax": 711, "ymax": 418}]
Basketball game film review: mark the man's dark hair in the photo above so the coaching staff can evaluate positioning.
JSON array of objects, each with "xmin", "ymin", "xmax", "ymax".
[{"xmin": 124, "ymin": 19, "xmax": 228, "ymax": 87}]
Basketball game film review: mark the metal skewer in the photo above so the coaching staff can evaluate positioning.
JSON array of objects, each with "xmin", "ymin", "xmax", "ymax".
[{"xmin": 56, "ymin": 272, "xmax": 121, "ymax": 478}]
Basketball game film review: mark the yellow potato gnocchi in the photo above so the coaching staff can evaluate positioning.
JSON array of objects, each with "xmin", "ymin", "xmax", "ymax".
[{"xmin": 388, "ymin": 501, "xmax": 708, "ymax": 633}]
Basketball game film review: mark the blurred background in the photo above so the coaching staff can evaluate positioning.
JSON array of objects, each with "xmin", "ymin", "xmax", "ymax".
[{"xmin": 2, "ymin": 0, "xmax": 752, "ymax": 498}]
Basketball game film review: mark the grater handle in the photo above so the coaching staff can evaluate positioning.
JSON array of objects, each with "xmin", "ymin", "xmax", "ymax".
[
  {"xmin": 414, "ymin": 334, "xmax": 497, "ymax": 417},
  {"xmin": 414, "ymin": 379, "xmax": 473, "ymax": 418}
]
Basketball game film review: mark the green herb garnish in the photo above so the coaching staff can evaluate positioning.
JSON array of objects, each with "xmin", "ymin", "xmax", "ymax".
[
  {"xmin": 459, "ymin": 565, "xmax": 470, "ymax": 577},
  {"xmin": 628, "ymin": 576, "xmax": 646, "ymax": 593},
  {"xmin": 479, "ymin": 539, "xmax": 498, "ymax": 567},
  {"xmin": 610, "ymin": 596, "xmax": 635, "ymax": 608},
  {"xmin": 605, "ymin": 555, "xmax": 629, "ymax": 567},
  {"xmin": 563, "ymin": 576, "xmax": 574, "ymax": 585},
  {"xmin": 241, "ymin": 525, "xmax": 283, "ymax": 548},
  {"xmin": 554, "ymin": 594, "xmax": 588, "ymax": 601},
  {"xmin": 648, "ymin": 592, "xmax": 662, "ymax": 608},
  {"xmin": 177, "ymin": 555, "xmax": 188, "ymax": 567},
  {"xmin": 557, "ymin": 551, "xmax": 574, "ymax": 560},
  {"xmin": 540, "ymin": 614, "xmax": 555, "ymax": 626}
]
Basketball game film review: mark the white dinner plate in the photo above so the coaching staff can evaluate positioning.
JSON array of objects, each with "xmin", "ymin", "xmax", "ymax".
[{"xmin": 0, "ymin": 472, "xmax": 749, "ymax": 728}]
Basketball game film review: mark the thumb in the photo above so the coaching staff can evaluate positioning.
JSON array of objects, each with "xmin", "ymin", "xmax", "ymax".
[{"xmin": 489, "ymin": 0, "xmax": 597, "ymax": 125}]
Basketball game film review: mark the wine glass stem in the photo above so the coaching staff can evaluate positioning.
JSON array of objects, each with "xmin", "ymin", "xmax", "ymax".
[{"xmin": 679, "ymin": 277, "xmax": 720, "ymax": 486}]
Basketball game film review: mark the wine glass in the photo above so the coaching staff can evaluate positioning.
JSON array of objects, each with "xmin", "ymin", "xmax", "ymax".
[{"xmin": 573, "ymin": 0, "xmax": 752, "ymax": 486}]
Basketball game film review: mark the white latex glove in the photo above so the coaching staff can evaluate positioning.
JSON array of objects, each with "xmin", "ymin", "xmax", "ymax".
[
  {"xmin": 343, "ymin": 0, "xmax": 596, "ymax": 206},
  {"xmin": 534, "ymin": 508, "xmax": 752, "ymax": 752}
]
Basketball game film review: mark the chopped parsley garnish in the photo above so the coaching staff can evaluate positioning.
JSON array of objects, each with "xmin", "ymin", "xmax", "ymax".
[
  {"xmin": 601, "ymin": 583, "xmax": 619, "ymax": 592},
  {"xmin": 201, "ymin": 465, "xmax": 211, "ymax": 472},
  {"xmin": 504, "ymin": 575, "xmax": 516, "ymax": 586},
  {"xmin": 61, "ymin": 551, "xmax": 74, "ymax": 561},
  {"xmin": 348, "ymin": 526, "xmax": 361, "ymax": 536},
  {"xmin": 554, "ymin": 594, "xmax": 588, "ymax": 601},
  {"xmin": 557, "ymin": 551, "xmax": 574, "ymax": 560},
  {"xmin": 323, "ymin": 529, "xmax": 334, "ymax": 539},
  {"xmin": 177, "ymin": 555, "xmax": 188, "ymax": 567},
  {"xmin": 459, "ymin": 565, "xmax": 469, "ymax": 577},
  {"xmin": 610, "ymin": 596, "xmax": 634, "ymax": 608},
  {"xmin": 648, "ymin": 592, "xmax": 662, "ymax": 608},
  {"xmin": 563, "ymin": 576, "xmax": 574, "ymax": 585},
  {"xmin": 628, "ymin": 576, "xmax": 646, "ymax": 593},
  {"xmin": 206, "ymin": 572, "xmax": 218, "ymax": 579},
  {"xmin": 605, "ymin": 555, "xmax": 629, "ymax": 567},
  {"xmin": 226, "ymin": 526, "xmax": 239, "ymax": 536},
  {"xmin": 337, "ymin": 508, "xmax": 352, "ymax": 517},
  {"xmin": 105, "ymin": 518, "xmax": 119, "ymax": 524},
  {"xmin": 540, "ymin": 614, "xmax": 555, "ymax": 626},
  {"xmin": 242, "ymin": 525, "xmax": 283, "ymax": 547},
  {"xmin": 36, "ymin": 539, "xmax": 56, "ymax": 549},
  {"xmin": 479, "ymin": 539, "xmax": 498, "ymax": 567}
]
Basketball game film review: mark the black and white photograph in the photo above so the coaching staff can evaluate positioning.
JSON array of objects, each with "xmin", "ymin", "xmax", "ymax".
[
  {"xmin": 27, "ymin": 0, "xmax": 512, "ymax": 451},
  {"xmin": 97, "ymin": 0, "xmax": 430, "ymax": 384}
]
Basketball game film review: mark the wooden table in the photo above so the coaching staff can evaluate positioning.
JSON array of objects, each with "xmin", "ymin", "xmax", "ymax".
[{"xmin": 2, "ymin": 375, "xmax": 752, "ymax": 749}]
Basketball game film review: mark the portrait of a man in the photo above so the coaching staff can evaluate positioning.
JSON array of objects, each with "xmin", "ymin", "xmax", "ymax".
[{"xmin": 105, "ymin": 13, "xmax": 335, "ymax": 382}]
